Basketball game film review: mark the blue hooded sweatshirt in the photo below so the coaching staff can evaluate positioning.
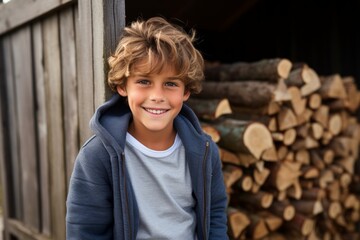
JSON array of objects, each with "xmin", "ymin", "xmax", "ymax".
[{"xmin": 66, "ymin": 94, "xmax": 228, "ymax": 239}]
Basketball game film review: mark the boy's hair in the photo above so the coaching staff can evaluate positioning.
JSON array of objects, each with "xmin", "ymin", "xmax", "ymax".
[{"xmin": 107, "ymin": 17, "xmax": 204, "ymax": 94}]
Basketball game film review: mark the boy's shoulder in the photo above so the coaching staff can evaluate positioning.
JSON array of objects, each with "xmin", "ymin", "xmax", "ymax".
[{"xmin": 78, "ymin": 134, "xmax": 112, "ymax": 164}]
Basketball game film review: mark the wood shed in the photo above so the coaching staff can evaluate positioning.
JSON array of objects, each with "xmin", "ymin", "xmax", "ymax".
[{"xmin": 0, "ymin": 0, "xmax": 360, "ymax": 239}]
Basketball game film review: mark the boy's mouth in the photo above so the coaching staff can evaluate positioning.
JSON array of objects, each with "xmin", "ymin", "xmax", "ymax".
[{"xmin": 143, "ymin": 108, "xmax": 168, "ymax": 115}]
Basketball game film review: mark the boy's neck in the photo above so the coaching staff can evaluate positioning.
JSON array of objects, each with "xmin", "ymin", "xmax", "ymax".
[{"xmin": 128, "ymin": 123, "xmax": 177, "ymax": 151}]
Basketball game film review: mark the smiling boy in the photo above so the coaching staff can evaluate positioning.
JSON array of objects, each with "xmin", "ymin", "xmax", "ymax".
[{"xmin": 66, "ymin": 17, "xmax": 228, "ymax": 240}]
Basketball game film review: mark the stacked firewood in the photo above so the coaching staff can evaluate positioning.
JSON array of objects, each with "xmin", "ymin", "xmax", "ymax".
[{"xmin": 187, "ymin": 59, "xmax": 360, "ymax": 239}]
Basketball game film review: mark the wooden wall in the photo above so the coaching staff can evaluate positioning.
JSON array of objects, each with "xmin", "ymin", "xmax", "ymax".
[{"xmin": 0, "ymin": 0, "xmax": 125, "ymax": 239}]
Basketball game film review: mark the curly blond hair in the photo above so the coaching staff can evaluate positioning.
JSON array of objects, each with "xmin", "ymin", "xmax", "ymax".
[{"xmin": 107, "ymin": 17, "xmax": 204, "ymax": 94}]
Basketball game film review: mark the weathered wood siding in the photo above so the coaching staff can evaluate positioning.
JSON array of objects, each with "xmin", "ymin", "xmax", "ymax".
[{"xmin": 0, "ymin": 0, "xmax": 125, "ymax": 239}]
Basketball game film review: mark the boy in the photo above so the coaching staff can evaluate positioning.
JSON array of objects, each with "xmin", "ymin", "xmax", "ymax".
[{"xmin": 66, "ymin": 17, "xmax": 228, "ymax": 240}]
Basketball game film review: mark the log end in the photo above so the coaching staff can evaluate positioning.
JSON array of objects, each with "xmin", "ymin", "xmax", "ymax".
[
  {"xmin": 215, "ymin": 98, "xmax": 232, "ymax": 118},
  {"xmin": 278, "ymin": 58, "xmax": 293, "ymax": 79},
  {"xmin": 244, "ymin": 122, "xmax": 274, "ymax": 159},
  {"xmin": 283, "ymin": 205, "xmax": 296, "ymax": 221}
]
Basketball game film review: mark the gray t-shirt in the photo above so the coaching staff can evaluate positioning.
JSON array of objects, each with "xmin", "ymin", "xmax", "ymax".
[{"xmin": 125, "ymin": 133, "xmax": 196, "ymax": 240}]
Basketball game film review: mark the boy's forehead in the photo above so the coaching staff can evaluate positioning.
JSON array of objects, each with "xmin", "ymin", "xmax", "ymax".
[{"xmin": 131, "ymin": 59, "xmax": 178, "ymax": 76}]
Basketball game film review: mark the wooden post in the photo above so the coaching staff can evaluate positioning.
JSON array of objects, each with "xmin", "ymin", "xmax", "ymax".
[
  {"xmin": 78, "ymin": 0, "xmax": 125, "ymax": 144},
  {"xmin": 0, "ymin": 34, "xmax": 10, "ymax": 240}
]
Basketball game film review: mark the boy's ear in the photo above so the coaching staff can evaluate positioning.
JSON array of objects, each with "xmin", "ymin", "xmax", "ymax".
[
  {"xmin": 183, "ymin": 90, "xmax": 190, "ymax": 101},
  {"xmin": 116, "ymin": 85, "xmax": 127, "ymax": 97}
]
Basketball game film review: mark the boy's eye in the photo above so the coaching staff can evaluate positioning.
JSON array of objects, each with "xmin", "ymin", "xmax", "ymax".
[
  {"xmin": 137, "ymin": 79, "xmax": 150, "ymax": 85},
  {"xmin": 165, "ymin": 82, "xmax": 178, "ymax": 87}
]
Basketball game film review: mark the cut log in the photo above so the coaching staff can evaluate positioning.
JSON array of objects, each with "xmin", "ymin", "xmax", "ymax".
[
  {"xmin": 291, "ymin": 199, "xmax": 323, "ymax": 216},
  {"xmin": 316, "ymin": 169, "xmax": 334, "ymax": 188},
  {"xmin": 222, "ymin": 164, "xmax": 243, "ymax": 189},
  {"xmin": 234, "ymin": 174, "xmax": 253, "ymax": 192},
  {"xmin": 187, "ymin": 98, "xmax": 232, "ymax": 120},
  {"xmin": 301, "ymin": 188, "xmax": 326, "ymax": 201},
  {"xmin": 295, "ymin": 149, "xmax": 310, "ymax": 165},
  {"xmin": 201, "ymin": 124, "xmax": 220, "ymax": 143},
  {"xmin": 258, "ymin": 211, "xmax": 283, "ymax": 232},
  {"xmin": 339, "ymin": 172, "xmax": 351, "ymax": 188},
  {"xmin": 284, "ymin": 150, "xmax": 295, "ymax": 162},
  {"xmin": 253, "ymin": 167, "xmax": 271, "ymax": 186},
  {"xmin": 342, "ymin": 76, "xmax": 360, "ymax": 112},
  {"xmin": 286, "ymin": 179, "xmax": 302, "ymax": 200},
  {"xmin": 343, "ymin": 194, "xmax": 360, "ymax": 210},
  {"xmin": 198, "ymin": 81, "xmax": 276, "ymax": 108},
  {"xmin": 322, "ymin": 200, "xmax": 342, "ymax": 219},
  {"xmin": 205, "ymin": 58, "xmax": 292, "ymax": 81},
  {"xmin": 269, "ymin": 200, "xmax": 296, "ymax": 221},
  {"xmin": 251, "ymin": 182, "xmax": 261, "ymax": 194},
  {"xmin": 229, "ymin": 100, "xmax": 281, "ymax": 116},
  {"xmin": 337, "ymin": 156, "xmax": 355, "ymax": 174},
  {"xmin": 261, "ymin": 232, "xmax": 287, "ymax": 240},
  {"xmin": 310, "ymin": 150, "xmax": 325, "ymax": 170},
  {"xmin": 296, "ymin": 108, "xmax": 313, "ymax": 126},
  {"xmin": 285, "ymin": 66, "xmax": 321, "ymax": 97},
  {"xmin": 271, "ymin": 132, "xmax": 284, "ymax": 142},
  {"xmin": 310, "ymin": 122, "xmax": 324, "ymax": 140},
  {"xmin": 237, "ymin": 153, "xmax": 260, "ymax": 167},
  {"xmin": 291, "ymin": 136, "xmax": 319, "ymax": 151},
  {"xmin": 312, "ymin": 105, "xmax": 329, "ymax": 128},
  {"xmin": 319, "ymin": 74, "xmax": 347, "ymax": 100},
  {"xmin": 262, "ymin": 146, "xmax": 278, "ymax": 162},
  {"xmin": 327, "ymin": 181, "xmax": 340, "ymax": 201},
  {"xmin": 321, "ymin": 149, "xmax": 335, "ymax": 165},
  {"xmin": 246, "ymin": 213, "xmax": 270, "ymax": 240},
  {"xmin": 329, "ymin": 137, "xmax": 351, "ymax": 157},
  {"xmin": 287, "ymin": 86, "xmax": 307, "ymax": 115},
  {"xmin": 321, "ymin": 130, "xmax": 333, "ymax": 145},
  {"xmin": 212, "ymin": 118, "xmax": 273, "ymax": 160},
  {"xmin": 328, "ymin": 114, "xmax": 342, "ymax": 136},
  {"xmin": 227, "ymin": 207, "xmax": 251, "ymax": 239},
  {"xmin": 308, "ymin": 93, "xmax": 322, "ymax": 110},
  {"xmin": 283, "ymin": 128, "xmax": 297, "ymax": 146},
  {"xmin": 297, "ymin": 123, "xmax": 310, "ymax": 138},
  {"xmin": 232, "ymin": 191, "xmax": 274, "ymax": 209},
  {"xmin": 285, "ymin": 213, "xmax": 315, "ymax": 236},
  {"xmin": 276, "ymin": 145, "xmax": 288, "ymax": 161},
  {"xmin": 229, "ymin": 112, "xmax": 274, "ymax": 130},
  {"xmin": 301, "ymin": 165, "xmax": 320, "ymax": 179},
  {"xmin": 219, "ymin": 147, "xmax": 241, "ymax": 165},
  {"xmin": 266, "ymin": 162, "xmax": 301, "ymax": 191},
  {"xmin": 277, "ymin": 107, "xmax": 298, "ymax": 131}
]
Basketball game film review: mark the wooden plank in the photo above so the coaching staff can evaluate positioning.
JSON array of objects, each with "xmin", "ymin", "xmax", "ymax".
[
  {"xmin": 92, "ymin": 0, "xmax": 107, "ymax": 108},
  {"xmin": 7, "ymin": 219, "xmax": 50, "ymax": 240},
  {"xmin": 0, "ymin": 0, "xmax": 75, "ymax": 35},
  {"xmin": 32, "ymin": 21, "xmax": 51, "ymax": 236},
  {"xmin": 2, "ymin": 36, "xmax": 22, "ymax": 220},
  {"xmin": 0, "ymin": 35, "xmax": 10, "ymax": 240},
  {"xmin": 42, "ymin": 14, "xmax": 66, "ymax": 240},
  {"xmin": 11, "ymin": 26, "xmax": 40, "ymax": 231},
  {"xmin": 59, "ymin": 7, "xmax": 79, "ymax": 188},
  {"xmin": 103, "ymin": 0, "xmax": 126, "ymax": 55},
  {"xmin": 95, "ymin": 0, "xmax": 126, "ymax": 104},
  {"xmin": 77, "ymin": 0, "xmax": 94, "ymax": 144}
]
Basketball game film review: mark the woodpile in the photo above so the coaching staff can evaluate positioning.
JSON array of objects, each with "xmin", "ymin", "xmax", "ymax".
[{"xmin": 188, "ymin": 58, "xmax": 360, "ymax": 239}]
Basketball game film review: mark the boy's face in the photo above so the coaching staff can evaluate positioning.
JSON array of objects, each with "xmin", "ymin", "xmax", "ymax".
[{"xmin": 117, "ymin": 61, "xmax": 190, "ymax": 137}]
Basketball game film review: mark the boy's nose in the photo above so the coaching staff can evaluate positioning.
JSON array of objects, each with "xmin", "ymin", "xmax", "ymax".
[{"xmin": 150, "ymin": 88, "xmax": 165, "ymax": 103}]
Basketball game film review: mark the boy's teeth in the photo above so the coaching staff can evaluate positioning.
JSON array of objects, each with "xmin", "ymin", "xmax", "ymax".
[{"xmin": 146, "ymin": 108, "xmax": 166, "ymax": 114}]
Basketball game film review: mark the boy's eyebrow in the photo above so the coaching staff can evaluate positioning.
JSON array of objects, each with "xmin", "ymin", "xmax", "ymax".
[{"xmin": 133, "ymin": 74, "xmax": 181, "ymax": 81}]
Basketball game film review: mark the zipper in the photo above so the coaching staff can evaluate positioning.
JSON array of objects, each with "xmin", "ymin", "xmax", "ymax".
[
  {"xmin": 121, "ymin": 152, "xmax": 132, "ymax": 240},
  {"xmin": 202, "ymin": 141, "xmax": 209, "ymax": 240}
]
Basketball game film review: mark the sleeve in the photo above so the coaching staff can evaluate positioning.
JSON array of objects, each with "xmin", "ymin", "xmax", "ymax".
[
  {"xmin": 66, "ymin": 139, "xmax": 114, "ymax": 240},
  {"xmin": 209, "ymin": 141, "xmax": 229, "ymax": 240}
]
